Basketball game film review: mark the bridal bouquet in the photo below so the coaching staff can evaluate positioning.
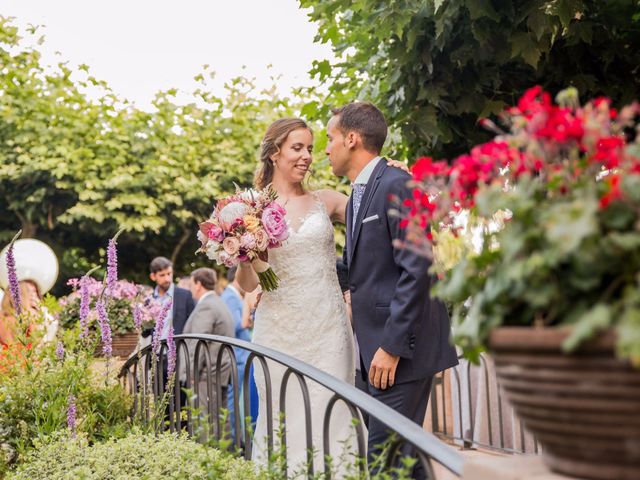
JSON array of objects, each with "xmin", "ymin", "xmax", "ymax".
[{"xmin": 197, "ymin": 186, "xmax": 289, "ymax": 291}]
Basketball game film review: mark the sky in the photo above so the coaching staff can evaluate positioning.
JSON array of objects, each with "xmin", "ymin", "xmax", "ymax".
[{"xmin": 3, "ymin": 0, "xmax": 335, "ymax": 109}]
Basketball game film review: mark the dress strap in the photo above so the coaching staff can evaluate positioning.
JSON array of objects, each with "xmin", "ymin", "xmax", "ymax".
[{"xmin": 310, "ymin": 190, "xmax": 327, "ymax": 213}]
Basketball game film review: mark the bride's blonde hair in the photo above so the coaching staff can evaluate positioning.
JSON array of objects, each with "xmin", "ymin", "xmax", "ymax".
[{"xmin": 255, "ymin": 118, "xmax": 312, "ymax": 189}]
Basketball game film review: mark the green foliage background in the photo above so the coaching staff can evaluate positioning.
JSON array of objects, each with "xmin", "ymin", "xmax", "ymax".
[
  {"xmin": 3, "ymin": 2, "xmax": 640, "ymax": 292},
  {"xmin": 300, "ymin": 0, "xmax": 640, "ymax": 159},
  {"xmin": 0, "ymin": 17, "xmax": 341, "ymax": 293}
]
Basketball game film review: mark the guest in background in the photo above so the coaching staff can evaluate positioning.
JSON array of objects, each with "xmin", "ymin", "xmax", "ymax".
[
  {"xmin": 176, "ymin": 276, "xmax": 192, "ymax": 290},
  {"xmin": 241, "ymin": 286, "xmax": 262, "ymax": 426},
  {"xmin": 181, "ymin": 267, "xmax": 235, "ymax": 435},
  {"xmin": 143, "ymin": 257, "xmax": 195, "ymax": 343},
  {"xmin": 0, "ymin": 278, "xmax": 58, "ymax": 347},
  {"xmin": 0, "ymin": 280, "xmax": 39, "ymax": 345},
  {"xmin": 215, "ymin": 271, "xmax": 229, "ymax": 296},
  {"xmin": 220, "ymin": 266, "xmax": 251, "ymax": 435}
]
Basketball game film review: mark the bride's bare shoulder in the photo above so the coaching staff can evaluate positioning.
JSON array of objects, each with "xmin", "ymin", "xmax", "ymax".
[
  {"xmin": 313, "ymin": 189, "xmax": 349, "ymax": 222},
  {"xmin": 314, "ymin": 189, "xmax": 347, "ymax": 206}
]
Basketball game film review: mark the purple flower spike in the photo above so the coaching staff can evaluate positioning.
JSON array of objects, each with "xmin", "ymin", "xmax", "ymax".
[
  {"xmin": 56, "ymin": 341, "xmax": 65, "ymax": 360},
  {"xmin": 106, "ymin": 238, "xmax": 118, "ymax": 296},
  {"xmin": 67, "ymin": 394, "xmax": 77, "ymax": 438},
  {"xmin": 151, "ymin": 300, "xmax": 172, "ymax": 355},
  {"xmin": 79, "ymin": 276, "xmax": 91, "ymax": 339},
  {"xmin": 167, "ymin": 326, "xmax": 176, "ymax": 381},
  {"xmin": 6, "ymin": 242, "xmax": 21, "ymax": 316},
  {"xmin": 133, "ymin": 303, "xmax": 143, "ymax": 331},
  {"xmin": 96, "ymin": 299, "xmax": 112, "ymax": 358}
]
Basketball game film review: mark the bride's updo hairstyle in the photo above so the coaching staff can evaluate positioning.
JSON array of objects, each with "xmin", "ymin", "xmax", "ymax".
[{"xmin": 255, "ymin": 118, "xmax": 311, "ymax": 189}]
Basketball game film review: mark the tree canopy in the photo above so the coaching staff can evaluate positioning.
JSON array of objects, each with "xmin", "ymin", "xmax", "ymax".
[
  {"xmin": 0, "ymin": 17, "xmax": 338, "ymax": 291},
  {"xmin": 300, "ymin": 0, "xmax": 640, "ymax": 158}
]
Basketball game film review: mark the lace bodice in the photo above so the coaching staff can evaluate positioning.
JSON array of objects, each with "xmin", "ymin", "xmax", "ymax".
[{"xmin": 253, "ymin": 195, "xmax": 352, "ymax": 368}]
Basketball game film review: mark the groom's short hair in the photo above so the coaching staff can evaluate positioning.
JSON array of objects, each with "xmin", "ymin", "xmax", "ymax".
[{"xmin": 331, "ymin": 102, "xmax": 387, "ymax": 154}]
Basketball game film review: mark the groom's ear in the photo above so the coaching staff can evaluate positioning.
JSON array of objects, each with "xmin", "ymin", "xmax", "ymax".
[{"xmin": 346, "ymin": 131, "xmax": 358, "ymax": 150}]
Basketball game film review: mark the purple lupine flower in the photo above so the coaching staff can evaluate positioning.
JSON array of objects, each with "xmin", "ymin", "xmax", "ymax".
[
  {"xmin": 167, "ymin": 326, "xmax": 176, "ymax": 381},
  {"xmin": 151, "ymin": 300, "xmax": 172, "ymax": 355},
  {"xmin": 106, "ymin": 238, "xmax": 118, "ymax": 296},
  {"xmin": 67, "ymin": 394, "xmax": 77, "ymax": 437},
  {"xmin": 133, "ymin": 303, "xmax": 143, "ymax": 331},
  {"xmin": 79, "ymin": 276, "xmax": 91, "ymax": 339},
  {"xmin": 6, "ymin": 243, "xmax": 21, "ymax": 316},
  {"xmin": 96, "ymin": 299, "xmax": 112, "ymax": 358},
  {"xmin": 56, "ymin": 341, "xmax": 65, "ymax": 360}
]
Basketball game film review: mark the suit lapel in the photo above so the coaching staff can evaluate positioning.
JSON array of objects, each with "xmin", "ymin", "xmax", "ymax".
[
  {"xmin": 349, "ymin": 159, "xmax": 387, "ymax": 260},
  {"xmin": 345, "ymin": 194, "xmax": 353, "ymax": 266}
]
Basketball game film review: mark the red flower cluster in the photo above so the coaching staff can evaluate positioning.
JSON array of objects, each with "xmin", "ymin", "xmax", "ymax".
[
  {"xmin": 511, "ymin": 87, "xmax": 585, "ymax": 144},
  {"xmin": 401, "ymin": 86, "xmax": 640, "ymax": 254},
  {"xmin": 593, "ymin": 136, "xmax": 625, "ymax": 170}
]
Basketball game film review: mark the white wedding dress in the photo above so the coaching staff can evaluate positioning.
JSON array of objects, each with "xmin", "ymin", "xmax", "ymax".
[{"xmin": 251, "ymin": 194, "xmax": 360, "ymax": 477}]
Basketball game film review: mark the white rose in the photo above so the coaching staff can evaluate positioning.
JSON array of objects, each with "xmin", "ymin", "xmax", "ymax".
[
  {"xmin": 219, "ymin": 201, "xmax": 250, "ymax": 228},
  {"xmin": 205, "ymin": 242, "xmax": 220, "ymax": 261}
]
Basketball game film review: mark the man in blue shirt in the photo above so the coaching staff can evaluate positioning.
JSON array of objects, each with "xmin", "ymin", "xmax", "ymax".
[
  {"xmin": 220, "ymin": 266, "xmax": 251, "ymax": 436},
  {"xmin": 143, "ymin": 257, "xmax": 195, "ymax": 340}
]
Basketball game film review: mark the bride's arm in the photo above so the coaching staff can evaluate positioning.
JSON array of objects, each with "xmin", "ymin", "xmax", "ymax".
[
  {"xmin": 236, "ymin": 262, "xmax": 260, "ymax": 292},
  {"xmin": 317, "ymin": 189, "xmax": 348, "ymax": 224}
]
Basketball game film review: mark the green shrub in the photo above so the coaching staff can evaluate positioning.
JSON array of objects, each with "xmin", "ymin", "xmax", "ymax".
[
  {"xmin": 8, "ymin": 430, "xmax": 262, "ymax": 480},
  {"xmin": 0, "ymin": 351, "xmax": 130, "ymax": 475}
]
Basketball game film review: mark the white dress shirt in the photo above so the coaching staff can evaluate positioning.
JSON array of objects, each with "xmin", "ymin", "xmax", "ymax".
[{"xmin": 353, "ymin": 156, "xmax": 382, "ymax": 185}]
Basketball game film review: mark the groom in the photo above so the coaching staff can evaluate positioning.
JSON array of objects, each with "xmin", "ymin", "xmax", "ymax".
[{"xmin": 327, "ymin": 102, "xmax": 458, "ymax": 478}]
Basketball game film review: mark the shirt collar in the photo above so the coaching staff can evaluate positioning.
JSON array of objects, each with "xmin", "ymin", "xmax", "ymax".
[
  {"xmin": 198, "ymin": 290, "xmax": 216, "ymax": 303},
  {"xmin": 353, "ymin": 156, "xmax": 382, "ymax": 185},
  {"xmin": 153, "ymin": 283, "xmax": 175, "ymax": 299}
]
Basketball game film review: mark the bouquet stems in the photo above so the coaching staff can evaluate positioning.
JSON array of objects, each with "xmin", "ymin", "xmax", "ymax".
[
  {"xmin": 257, "ymin": 268, "xmax": 279, "ymax": 292},
  {"xmin": 252, "ymin": 258, "xmax": 280, "ymax": 291}
]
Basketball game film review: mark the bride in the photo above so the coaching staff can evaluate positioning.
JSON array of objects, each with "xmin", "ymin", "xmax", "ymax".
[{"xmin": 237, "ymin": 118, "xmax": 404, "ymax": 477}]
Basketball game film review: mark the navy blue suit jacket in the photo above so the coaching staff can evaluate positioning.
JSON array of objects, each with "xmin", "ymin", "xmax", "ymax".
[
  {"xmin": 345, "ymin": 160, "xmax": 458, "ymax": 383},
  {"xmin": 172, "ymin": 286, "xmax": 196, "ymax": 335}
]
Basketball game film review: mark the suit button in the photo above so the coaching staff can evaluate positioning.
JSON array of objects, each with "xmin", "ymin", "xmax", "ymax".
[{"xmin": 349, "ymin": 284, "xmax": 357, "ymax": 292}]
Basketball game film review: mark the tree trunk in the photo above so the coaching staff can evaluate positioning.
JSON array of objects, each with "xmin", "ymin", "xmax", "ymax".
[
  {"xmin": 170, "ymin": 229, "xmax": 192, "ymax": 267},
  {"xmin": 14, "ymin": 212, "xmax": 37, "ymax": 238}
]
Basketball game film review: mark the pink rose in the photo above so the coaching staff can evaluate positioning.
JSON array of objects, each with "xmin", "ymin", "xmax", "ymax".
[
  {"xmin": 199, "ymin": 221, "xmax": 224, "ymax": 243},
  {"xmin": 254, "ymin": 229, "xmax": 269, "ymax": 250},
  {"xmin": 262, "ymin": 204, "xmax": 289, "ymax": 242},
  {"xmin": 240, "ymin": 232, "xmax": 257, "ymax": 250},
  {"xmin": 222, "ymin": 236, "xmax": 240, "ymax": 256},
  {"xmin": 208, "ymin": 224, "xmax": 224, "ymax": 242},
  {"xmin": 218, "ymin": 251, "xmax": 238, "ymax": 268}
]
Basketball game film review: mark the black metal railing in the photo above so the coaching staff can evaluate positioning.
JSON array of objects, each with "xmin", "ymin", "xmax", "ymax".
[
  {"xmin": 119, "ymin": 334, "xmax": 464, "ymax": 479},
  {"xmin": 427, "ymin": 354, "xmax": 539, "ymax": 454}
]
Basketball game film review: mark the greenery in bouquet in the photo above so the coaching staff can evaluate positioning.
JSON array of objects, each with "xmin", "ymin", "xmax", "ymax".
[
  {"xmin": 57, "ymin": 277, "xmax": 145, "ymax": 335},
  {"xmin": 400, "ymin": 86, "xmax": 640, "ymax": 363}
]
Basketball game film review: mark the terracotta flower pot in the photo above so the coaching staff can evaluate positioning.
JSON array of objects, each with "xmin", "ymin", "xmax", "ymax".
[
  {"xmin": 95, "ymin": 331, "xmax": 139, "ymax": 358},
  {"xmin": 488, "ymin": 327, "xmax": 640, "ymax": 480}
]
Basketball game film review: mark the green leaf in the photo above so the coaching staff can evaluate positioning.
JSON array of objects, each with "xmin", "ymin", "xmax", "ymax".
[
  {"xmin": 465, "ymin": 0, "xmax": 500, "ymax": 22},
  {"xmin": 562, "ymin": 304, "xmax": 611, "ymax": 352},
  {"xmin": 544, "ymin": 198, "xmax": 598, "ymax": 255},
  {"xmin": 527, "ymin": 8, "xmax": 549, "ymax": 42}
]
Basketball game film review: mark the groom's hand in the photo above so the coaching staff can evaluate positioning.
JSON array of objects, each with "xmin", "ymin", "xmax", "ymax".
[{"xmin": 369, "ymin": 348, "xmax": 400, "ymax": 390}]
